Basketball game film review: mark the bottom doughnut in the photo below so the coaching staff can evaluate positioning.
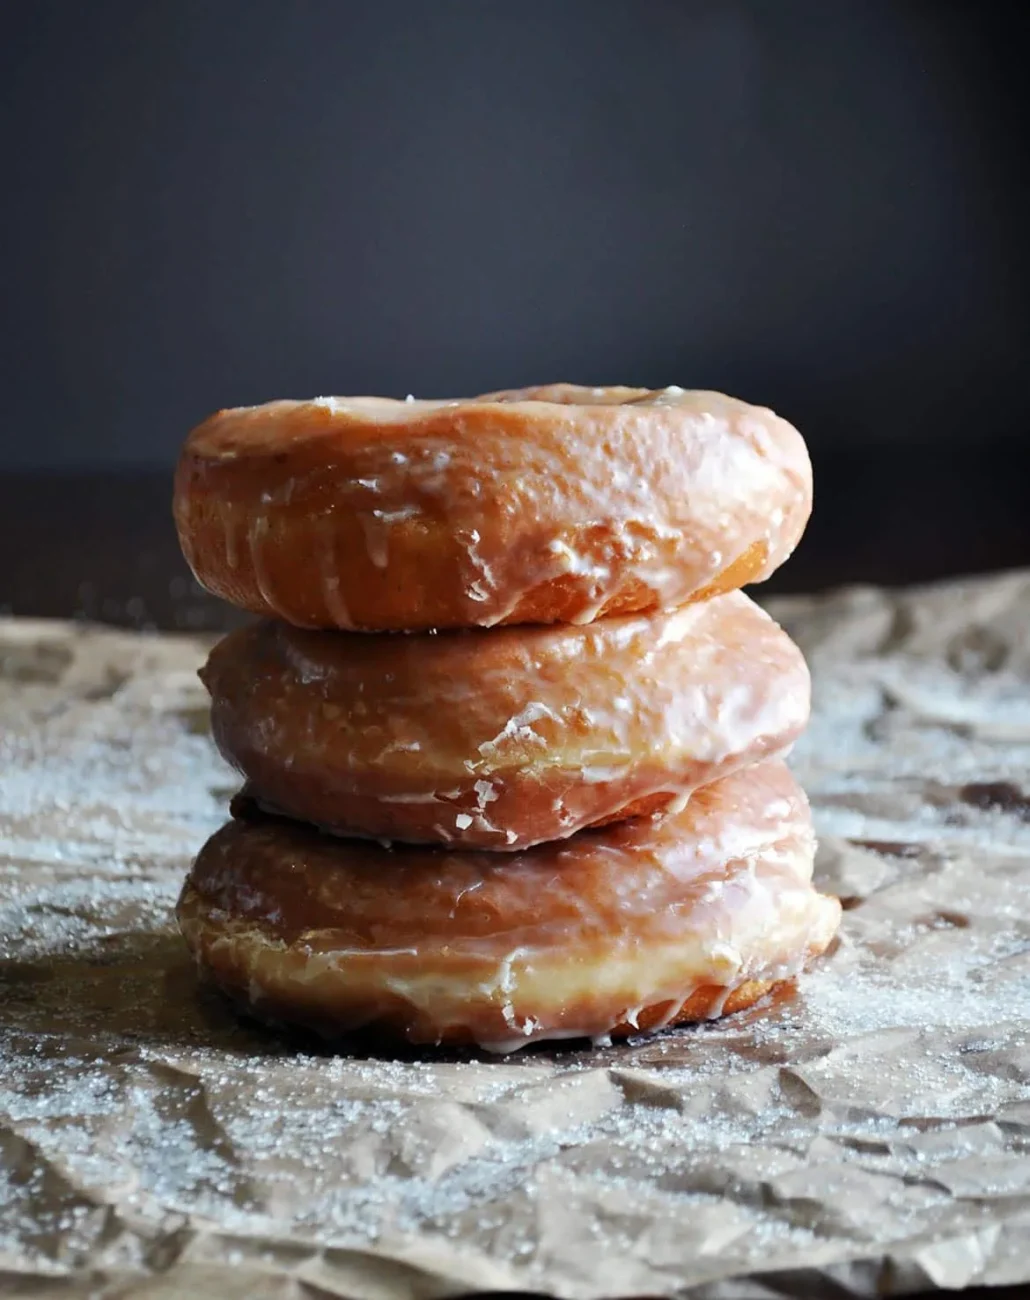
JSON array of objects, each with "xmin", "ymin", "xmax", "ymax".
[{"xmin": 177, "ymin": 761, "xmax": 840, "ymax": 1051}]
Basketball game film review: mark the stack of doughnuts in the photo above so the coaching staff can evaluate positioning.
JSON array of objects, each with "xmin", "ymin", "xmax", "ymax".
[{"xmin": 173, "ymin": 385, "xmax": 840, "ymax": 1051}]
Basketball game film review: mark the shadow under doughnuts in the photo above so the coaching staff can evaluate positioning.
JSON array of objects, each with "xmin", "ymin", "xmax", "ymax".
[{"xmin": 0, "ymin": 921, "xmax": 808, "ymax": 1070}]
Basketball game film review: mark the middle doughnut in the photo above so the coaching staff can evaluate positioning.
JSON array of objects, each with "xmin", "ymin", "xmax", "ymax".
[{"xmin": 201, "ymin": 589, "xmax": 809, "ymax": 851}]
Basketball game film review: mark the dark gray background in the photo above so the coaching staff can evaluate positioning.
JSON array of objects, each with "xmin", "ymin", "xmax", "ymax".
[
  {"xmin": 2, "ymin": 0, "xmax": 1027, "ymax": 468},
  {"xmin": 1, "ymin": 0, "xmax": 1028, "ymax": 628}
]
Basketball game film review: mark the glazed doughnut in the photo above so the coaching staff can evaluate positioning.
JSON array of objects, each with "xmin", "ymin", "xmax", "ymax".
[
  {"xmin": 200, "ymin": 590, "xmax": 809, "ymax": 851},
  {"xmin": 177, "ymin": 761, "xmax": 839, "ymax": 1051},
  {"xmin": 174, "ymin": 384, "xmax": 812, "ymax": 631}
]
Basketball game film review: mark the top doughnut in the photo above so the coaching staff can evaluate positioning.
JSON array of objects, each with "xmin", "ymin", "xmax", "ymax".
[{"xmin": 174, "ymin": 384, "xmax": 812, "ymax": 631}]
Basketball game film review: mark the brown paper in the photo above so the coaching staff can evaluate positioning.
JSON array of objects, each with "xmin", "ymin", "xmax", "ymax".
[{"xmin": 3, "ymin": 570, "xmax": 1030, "ymax": 1298}]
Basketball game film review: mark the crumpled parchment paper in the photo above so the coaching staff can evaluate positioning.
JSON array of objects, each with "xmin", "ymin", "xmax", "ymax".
[{"xmin": 2, "ymin": 570, "xmax": 1030, "ymax": 1299}]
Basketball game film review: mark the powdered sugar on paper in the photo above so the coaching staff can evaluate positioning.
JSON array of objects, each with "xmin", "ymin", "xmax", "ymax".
[{"xmin": 2, "ymin": 576, "xmax": 1030, "ymax": 1297}]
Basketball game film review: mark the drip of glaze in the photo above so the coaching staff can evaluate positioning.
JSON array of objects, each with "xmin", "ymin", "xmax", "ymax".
[
  {"xmin": 643, "ymin": 997, "xmax": 689, "ymax": 1035},
  {"xmin": 359, "ymin": 514, "xmax": 390, "ymax": 569},
  {"xmin": 248, "ymin": 514, "xmax": 287, "ymax": 619},
  {"xmin": 358, "ymin": 506, "xmax": 421, "ymax": 572},
  {"xmin": 319, "ymin": 548, "xmax": 351, "ymax": 629},
  {"xmin": 704, "ymin": 984, "xmax": 735, "ymax": 1020},
  {"xmin": 458, "ymin": 527, "xmax": 496, "ymax": 607},
  {"xmin": 320, "ymin": 521, "xmax": 352, "ymax": 627},
  {"xmin": 223, "ymin": 513, "xmax": 240, "ymax": 571},
  {"xmin": 322, "ymin": 574, "xmax": 350, "ymax": 627}
]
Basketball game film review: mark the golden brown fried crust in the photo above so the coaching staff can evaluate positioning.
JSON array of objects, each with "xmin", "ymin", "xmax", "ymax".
[
  {"xmin": 201, "ymin": 592, "xmax": 810, "ymax": 850},
  {"xmin": 178, "ymin": 762, "xmax": 840, "ymax": 1050},
  {"xmin": 174, "ymin": 386, "xmax": 810, "ymax": 631}
]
